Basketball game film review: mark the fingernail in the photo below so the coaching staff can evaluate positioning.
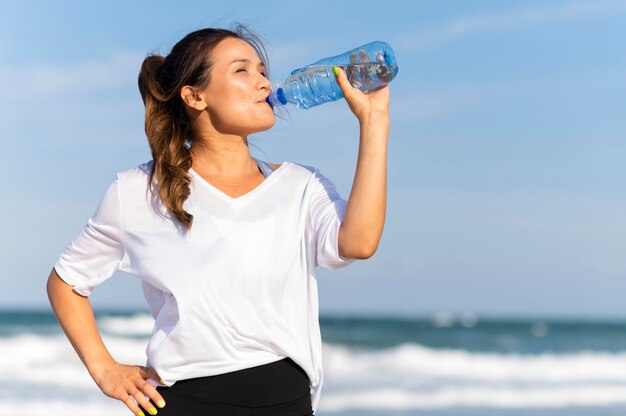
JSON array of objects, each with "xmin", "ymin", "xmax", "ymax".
[
  {"xmin": 332, "ymin": 66, "xmax": 339, "ymax": 76},
  {"xmin": 138, "ymin": 412, "xmax": 145, "ymax": 416},
  {"xmin": 159, "ymin": 378, "xmax": 166, "ymax": 385},
  {"xmin": 149, "ymin": 408, "xmax": 158, "ymax": 415},
  {"xmin": 157, "ymin": 400, "xmax": 166, "ymax": 408}
]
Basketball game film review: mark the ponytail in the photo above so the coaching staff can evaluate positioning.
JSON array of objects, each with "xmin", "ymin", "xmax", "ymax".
[{"xmin": 138, "ymin": 54, "xmax": 193, "ymax": 230}]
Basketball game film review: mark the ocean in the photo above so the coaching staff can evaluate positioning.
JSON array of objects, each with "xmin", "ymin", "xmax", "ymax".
[{"xmin": 3, "ymin": 310, "xmax": 626, "ymax": 416}]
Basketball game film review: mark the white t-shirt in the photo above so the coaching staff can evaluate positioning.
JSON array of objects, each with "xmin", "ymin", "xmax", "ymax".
[{"xmin": 54, "ymin": 158, "xmax": 355, "ymax": 411}]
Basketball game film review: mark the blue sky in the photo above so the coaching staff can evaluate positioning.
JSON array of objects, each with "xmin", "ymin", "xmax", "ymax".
[{"xmin": 2, "ymin": 0, "xmax": 625, "ymax": 317}]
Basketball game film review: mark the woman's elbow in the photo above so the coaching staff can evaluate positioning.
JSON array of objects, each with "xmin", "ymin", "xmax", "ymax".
[{"xmin": 339, "ymin": 240, "xmax": 380, "ymax": 260}]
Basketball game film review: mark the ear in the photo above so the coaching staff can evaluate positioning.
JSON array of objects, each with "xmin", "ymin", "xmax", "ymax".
[{"xmin": 180, "ymin": 86, "xmax": 207, "ymax": 111}]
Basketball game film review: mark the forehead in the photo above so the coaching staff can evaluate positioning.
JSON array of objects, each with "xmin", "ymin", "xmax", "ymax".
[{"xmin": 212, "ymin": 37, "xmax": 263, "ymax": 66}]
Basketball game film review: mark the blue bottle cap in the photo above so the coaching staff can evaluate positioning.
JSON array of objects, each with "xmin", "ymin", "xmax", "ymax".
[
  {"xmin": 267, "ymin": 87, "xmax": 288, "ymax": 107},
  {"xmin": 276, "ymin": 87, "xmax": 287, "ymax": 105}
]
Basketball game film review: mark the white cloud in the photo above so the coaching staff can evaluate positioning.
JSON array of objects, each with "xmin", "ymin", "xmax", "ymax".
[
  {"xmin": 9, "ymin": 51, "xmax": 144, "ymax": 94},
  {"xmin": 0, "ymin": 51, "xmax": 146, "ymax": 144},
  {"xmin": 396, "ymin": 0, "xmax": 626, "ymax": 53}
]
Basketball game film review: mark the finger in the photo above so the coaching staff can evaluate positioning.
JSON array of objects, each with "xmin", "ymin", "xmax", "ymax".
[
  {"xmin": 333, "ymin": 66, "xmax": 354, "ymax": 96},
  {"xmin": 131, "ymin": 387, "xmax": 159, "ymax": 416},
  {"xmin": 138, "ymin": 378, "xmax": 167, "ymax": 409},
  {"xmin": 121, "ymin": 393, "xmax": 144, "ymax": 416},
  {"xmin": 139, "ymin": 366, "xmax": 161, "ymax": 383},
  {"xmin": 139, "ymin": 366, "xmax": 167, "ymax": 388}
]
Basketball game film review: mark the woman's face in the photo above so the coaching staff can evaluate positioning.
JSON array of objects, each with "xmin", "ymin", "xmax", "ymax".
[{"xmin": 198, "ymin": 37, "xmax": 275, "ymax": 136}]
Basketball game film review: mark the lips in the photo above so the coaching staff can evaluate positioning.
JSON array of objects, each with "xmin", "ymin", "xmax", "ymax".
[
  {"xmin": 257, "ymin": 94, "xmax": 273, "ymax": 109},
  {"xmin": 257, "ymin": 93, "xmax": 271, "ymax": 104}
]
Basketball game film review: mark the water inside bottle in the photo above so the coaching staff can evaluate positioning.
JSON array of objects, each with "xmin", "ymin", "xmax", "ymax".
[
  {"xmin": 339, "ymin": 62, "xmax": 398, "ymax": 91},
  {"xmin": 338, "ymin": 47, "xmax": 397, "ymax": 91},
  {"xmin": 290, "ymin": 62, "xmax": 397, "ymax": 96}
]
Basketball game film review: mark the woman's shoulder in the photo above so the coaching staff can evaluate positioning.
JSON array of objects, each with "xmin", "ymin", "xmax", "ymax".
[
  {"xmin": 115, "ymin": 160, "xmax": 150, "ymax": 176},
  {"xmin": 278, "ymin": 161, "xmax": 339, "ymax": 190},
  {"xmin": 280, "ymin": 161, "xmax": 317, "ymax": 175},
  {"xmin": 114, "ymin": 160, "xmax": 153, "ymax": 188}
]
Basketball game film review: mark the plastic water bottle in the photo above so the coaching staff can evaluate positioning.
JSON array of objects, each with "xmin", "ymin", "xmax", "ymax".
[{"xmin": 267, "ymin": 41, "xmax": 398, "ymax": 109}]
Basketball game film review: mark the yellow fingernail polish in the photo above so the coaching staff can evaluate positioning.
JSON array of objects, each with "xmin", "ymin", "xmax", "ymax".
[
  {"xmin": 332, "ymin": 66, "xmax": 339, "ymax": 76},
  {"xmin": 149, "ymin": 408, "xmax": 158, "ymax": 415},
  {"xmin": 157, "ymin": 400, "xmax": 166, "ymax": 408},
  {"xmin": 138, "ymin": 412, "xmax": 145, "ymax": 416}
]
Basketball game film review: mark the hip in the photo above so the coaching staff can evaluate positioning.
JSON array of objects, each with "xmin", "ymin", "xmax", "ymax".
[{"xmin": 155, "ymin": 357, "xmax": 313, "ymax": 416}]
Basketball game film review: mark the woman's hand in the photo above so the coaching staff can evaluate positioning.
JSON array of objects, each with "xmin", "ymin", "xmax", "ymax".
[
  {"xmin": 332, "ymin": 67, "xmax": 390, "ymax": 260},
  {"xmin": 333, "ymin": 66, "xmax": 390, "ymax": 123},
  {"xmin": 91, "ymin": 360, "xmax": 166, "ymax": 416}
]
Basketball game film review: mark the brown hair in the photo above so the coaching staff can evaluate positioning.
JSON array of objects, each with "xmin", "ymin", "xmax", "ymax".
[{"xmin": 137, "ymin": 25, "xmax": 269, "ymax": 230}]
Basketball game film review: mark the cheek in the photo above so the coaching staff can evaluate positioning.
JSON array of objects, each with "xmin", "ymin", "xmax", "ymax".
[
  {"xmin": 207, "ymin": 100, "xmax": 275, "ymax": 133},
  {"xmin": 206, "ymin": 95, "xmax": 246, "ymax": 122}
]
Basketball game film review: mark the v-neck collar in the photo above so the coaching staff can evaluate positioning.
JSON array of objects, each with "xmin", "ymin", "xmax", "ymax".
[{"xmin": 189, "ymin": 158, "xmax": 289, "ymax": 205}]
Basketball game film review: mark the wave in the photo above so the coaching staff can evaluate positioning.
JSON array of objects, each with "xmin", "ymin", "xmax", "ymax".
[
  {"xmin": 322, "ymin": 343, "xmax": 626, "ymax": 383},
  {"xmin": 320, "ymin": 385, "xmax": 626, "ymax": 411},
  {"xmin": 0, "ymin": 400, "xmax": 121, "ymax": 416},
  {"xmin": 319, "ymin": 343, "xmax": 626, "ymax": 410},
  {"xmin": 97, "ymin": 313, "xmax": 154, "ymax": 337},
  {"xmin": 0, "ymin": 334, "xmax": 147, "ymax": 389},
  {"xmin": 4, "ymin": 332, "xmax": 626, "ymax": 412}
]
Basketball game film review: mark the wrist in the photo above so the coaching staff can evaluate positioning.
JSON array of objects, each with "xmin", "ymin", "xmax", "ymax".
[
  {"xmin": 87, "ymin": 357, "xmax": 117, "ymax": 382},
  {"xmin": 359, "ymin": 109, "xmax": 389, "ymax": 126},
  {"xmin": 368, "ymin": 108, "xmax": 389, "ymax": 118}
]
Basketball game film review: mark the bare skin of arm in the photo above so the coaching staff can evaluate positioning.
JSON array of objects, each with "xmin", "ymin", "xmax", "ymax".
[
  {"xmin": 46, "ymin": 268, "xmax": 166, "ymax": 416},
  {"xmin": 334, "ymin": 67, "xmax": 391, "ymax": 260}
]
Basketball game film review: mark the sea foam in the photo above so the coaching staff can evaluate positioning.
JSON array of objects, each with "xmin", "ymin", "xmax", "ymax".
[
  {"xmin": 4, "ymin": 315, "xmax": 626, "ymax": 414},
  {"xmin": 320, "ymin": 343, "xmax": 626, "ymax": 410}
]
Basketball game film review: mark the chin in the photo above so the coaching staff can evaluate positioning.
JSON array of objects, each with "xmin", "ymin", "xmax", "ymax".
[
  {"xmin": 253, "ymin": 114, "xmax": 276, "ymax": 133},
  {"xmin": 261, "ymin": 117, "xmax": 276, "ymax": 131}
]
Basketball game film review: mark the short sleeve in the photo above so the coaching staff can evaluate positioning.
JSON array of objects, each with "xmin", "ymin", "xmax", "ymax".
[
  {"xmin": 54, "ymin": 177, "xmax": 126, "ymax": 296},
  {"xmin": 308, "ymin": 169, "xmax": 356, "ymax": 270}
]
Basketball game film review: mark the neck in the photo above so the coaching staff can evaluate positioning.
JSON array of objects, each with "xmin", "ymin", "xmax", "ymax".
[{"xmin": 190, "ymin": 133, "xmax": 259, "ymax": 179}]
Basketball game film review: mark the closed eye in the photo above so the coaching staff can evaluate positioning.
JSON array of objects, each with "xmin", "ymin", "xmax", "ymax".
[{"xmin": 236, "ymin": 68, "xmax": 267, "ymax": 78}]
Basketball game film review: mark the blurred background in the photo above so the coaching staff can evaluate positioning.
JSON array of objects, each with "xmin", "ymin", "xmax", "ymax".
[{"xmin": 1, "ymin": 0, "xmax": 626, "ymax": 415}]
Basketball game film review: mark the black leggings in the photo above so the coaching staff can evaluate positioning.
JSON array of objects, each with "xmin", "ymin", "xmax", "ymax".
[{"xmin": 155, "ymin": 358, "xmax": 314, "ymax": 416}]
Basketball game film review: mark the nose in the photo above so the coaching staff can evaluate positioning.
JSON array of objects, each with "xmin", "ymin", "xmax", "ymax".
[{"xmin": 258, "ymin": 73, "xmax": 270, "ymax": 91}]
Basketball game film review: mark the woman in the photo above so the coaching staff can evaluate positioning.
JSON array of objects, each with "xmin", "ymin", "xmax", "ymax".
[{"xmin": 47, "ymin": 25, "xmax": 389, "ymax": 416}]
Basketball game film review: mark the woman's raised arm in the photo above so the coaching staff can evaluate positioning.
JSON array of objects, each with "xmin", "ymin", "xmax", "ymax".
[{"xmin": 333, "ymin": 66, "xmax": 390, "ymax": 260}]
